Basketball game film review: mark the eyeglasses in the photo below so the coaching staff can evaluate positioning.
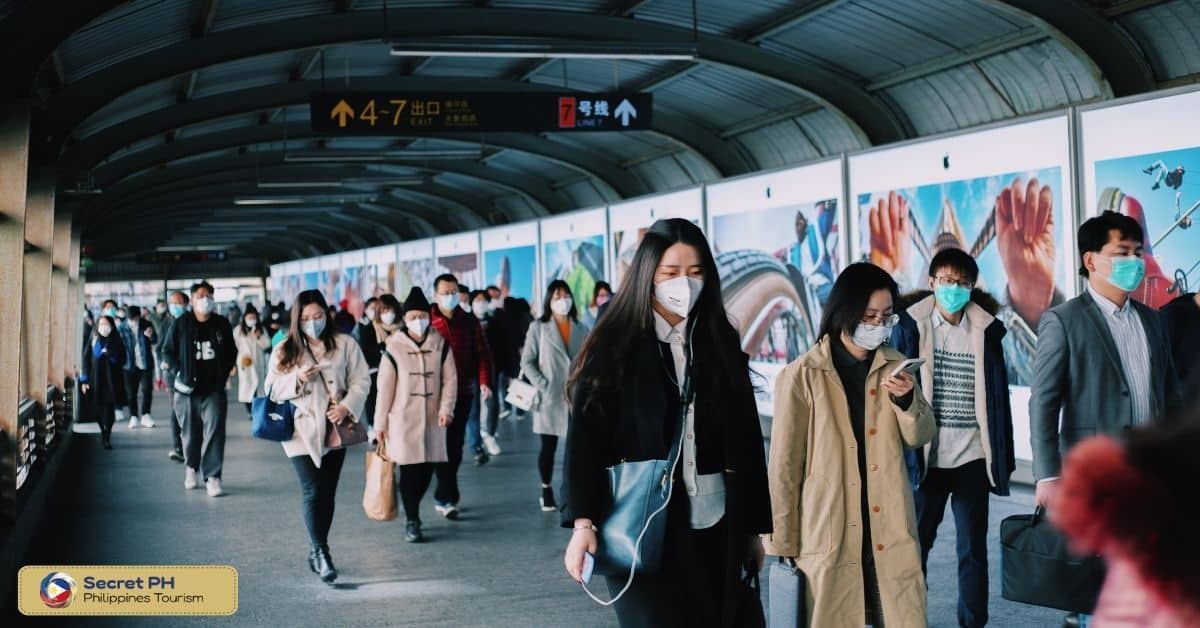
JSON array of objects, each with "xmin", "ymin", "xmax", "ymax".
[
  {"xmin": 861, "ymin": 313, "xmax": 899, "ymax": 326},
  {"xmin": 933, "ymin": 275, "xmax": 974, "ymax": 289}
]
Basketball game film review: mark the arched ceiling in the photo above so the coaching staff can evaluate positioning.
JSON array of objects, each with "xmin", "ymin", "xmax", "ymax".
[{"xmin": 0, "ymin": 0, "xmax": 1195, "ymax": 264}]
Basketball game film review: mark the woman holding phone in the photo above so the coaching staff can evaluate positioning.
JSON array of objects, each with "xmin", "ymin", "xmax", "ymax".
[
  {"xmin": 561, "ymin": 218, "xmax": 771, "ymax": 627},
  {"xmin": 265, "ymin": 289, "xmax": 371, "ymax": 584},
  {"xmin": 765, "ymin": 262, "xmax": 936, "ymax": 628}
]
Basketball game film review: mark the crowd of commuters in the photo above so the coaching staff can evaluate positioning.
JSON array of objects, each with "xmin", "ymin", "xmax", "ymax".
[{"xmin": 77, "ymin": 208, "xmax": 1199, "ymax": 623}]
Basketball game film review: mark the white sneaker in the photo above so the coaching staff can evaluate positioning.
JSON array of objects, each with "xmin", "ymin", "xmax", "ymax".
[
  {"xmin": 184, "ymin": 467, "xmax": 198, "ymax": 490},
  {"xmin": 140, "ymin": 414, "xmax": 155, "ymax": 428},
  {"xmin": 483, "ymin": 434, "xmax": 502, "ymax": 456},
  {"xmin": 499, "ymin": 409, "xmax": 511, "ymax": 419},
  {"xmin": 206, "ymin": 477, "xmax": 224, "ymax": 497},
  {"xmin": 128, "ymin": 415, "xmax": 139, "ymax": 429}
]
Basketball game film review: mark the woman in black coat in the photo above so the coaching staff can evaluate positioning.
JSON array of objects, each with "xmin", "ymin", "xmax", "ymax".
[
  {"xmin": 81, "ymin": 315, "xmax": 128, "ymax": 449},
  {"xmin": 562, "ymin": 219, "xmax": 771, "ymax": 628}
]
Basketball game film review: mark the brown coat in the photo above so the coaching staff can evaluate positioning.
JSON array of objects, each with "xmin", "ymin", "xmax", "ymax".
[
  {"xmin": 764, "ymin": 337, "xmax": 936, "ymax": 628},
  {"xmin": 373, "ymin": 329, "xmax": 458, "ymax": 466}
]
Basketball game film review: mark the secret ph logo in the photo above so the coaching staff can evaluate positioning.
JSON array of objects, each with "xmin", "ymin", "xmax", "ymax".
[{"xmin": 40, "ymin": 572, "xmax": 76, "ymax": 609}]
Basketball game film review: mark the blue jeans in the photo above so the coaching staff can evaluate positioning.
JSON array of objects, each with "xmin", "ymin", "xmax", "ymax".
[{"xmin": 465, "ymin": 381, "xmax": 483, "ymax": 453}]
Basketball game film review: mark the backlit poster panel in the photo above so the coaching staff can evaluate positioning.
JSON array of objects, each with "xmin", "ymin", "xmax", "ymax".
[
  {"xmin": 481, "ymin": 223, "xmax": 539, "ymax": 306},
  {"xmin": 300, "ymin": 259, "xmax": 320, "ymax": 293},
  {"xmin": 318, "ymin": 254, "xmax": 341, "ymax": 305},
  {"xmin": 434, "ymin": 232, "xmax": 483, "ymax": 293},
  {"xmin": 850, "ymin": 114, "xmax": 1075, "ymax": 464},
  {"xmin": 364, "ymin": 245, "xmax": 398, "ymax": 300},
  {"xmin": 608, "ymin": 187, "xmax": 703, "ymax": 293},
  {"xmin": 707, "ymin": 159, "xmax": 845, "ymax": 417},
  {"xmin": 1081, "ymin": 87, "xmax": 1200, "ymax": 309},
  {"xmin": 396, "ymin": 239, "xmax": 434, "ymax": 300},
  {"xmin": 339, "ymin": 250, "xmax": 366, "ymax": 320},
  {"xmin": 283, "ymin": 261, "xmax": 303, "ymax": 305},
  {"xmin": 540, "ymin": 208, "xmax": 608, "ymax": 317}
]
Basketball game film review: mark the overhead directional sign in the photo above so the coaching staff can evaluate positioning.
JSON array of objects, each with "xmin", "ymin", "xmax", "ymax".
[
  {"xmin": 135, "ymin": 250, "xmax": 228, "ymax": 264},
  {"xmin": 310, "ymin": 92, "xmax": 653, "ymax": 134}
]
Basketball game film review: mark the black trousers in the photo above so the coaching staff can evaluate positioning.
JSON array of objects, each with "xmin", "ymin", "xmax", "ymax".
[
  {"xmin": 97, "ymin": 402, "xmax": 116, "ymax": 441},
  {"xmin": 538, "ymin": 434, "xmax": 558, "ymax": 485},
  {"xmin": 124, "ymin": 368, "xmax": 153, "ymax": 416},
  {"xmin": 165, "ymin": 368, "xmax": 182, "ymax": 452},
  {"xmin": 607, "ymin": 490, "xmax": 729, "ymax": 628},
  {"xmin": 399, "ymin": 463, "xmax": 435, "ymax": 522},
  {"xmin": 915, "ymin": 458, "xmax": 990, "ymax": 628},
  {"xmin": 290, "ymin": 448, "xmax": 348, "ymax": 546},
  {"xmin": 433, "ymin": 392, "xmax": 474, "ymax": 505}
]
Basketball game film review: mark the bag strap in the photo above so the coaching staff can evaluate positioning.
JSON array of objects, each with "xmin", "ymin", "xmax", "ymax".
[{"xmin": 382, "ymin": 348, "xmax": 398, "ymax": 373}]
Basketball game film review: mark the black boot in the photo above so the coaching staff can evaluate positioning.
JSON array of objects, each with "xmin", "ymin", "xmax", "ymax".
[
  {"xmin": 405, "ymin": 520, "xmax": 423, "ymax": 543},
  {"xmin": 313, "ymin": 543, "xmax": 337, "ymax": 583}
]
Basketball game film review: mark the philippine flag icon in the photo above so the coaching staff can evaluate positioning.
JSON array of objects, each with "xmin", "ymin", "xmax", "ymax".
[{"xmin": 40, "ymin": 572, "xmax": 76, "ymax": 609}]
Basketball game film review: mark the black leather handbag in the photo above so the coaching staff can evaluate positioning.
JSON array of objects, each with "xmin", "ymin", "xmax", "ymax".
[{"xmin": 1000, "ymin": 507, "xmax": 1106, "ymax": 613}]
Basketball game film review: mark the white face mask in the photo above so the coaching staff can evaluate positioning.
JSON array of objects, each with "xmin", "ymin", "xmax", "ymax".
[
  {"xmin": 438, "ymin": 294, "xmax": 458, "ymax": 311},
  {"xmin": 472, "ymin": 302, "xmax": 488, "ymax": 318},
  {"xmin": 654, "ymin": 276, "xmax": 704, "ymax": 318},
  {"xmin": 550, "ymin": 297, "xmax": 573, "ymax": 316},
  {"xmin": 193, "ymin": 297, "xmax": 215, "ymax": 315},
  {"xmin": 488, "ymin": 299, "xmax": 500, "ymax": 312},
  {"xmin": 850, "ymin": 321, "xmax": 894, "ymax": 351},
  {"xmin": 407, "ymin": 318, "xmax": 430, "ymax": 336},
  {"xmin": 245, "ymin": 319, "xmax": 257, "ymax": 329},
  {"xmin": 380, "ymin": 311, "xmax": 396, "ymax": 326},
  {"xmin": 98, "ymin": 325, "xmax": 113, "ymax": 337},
  {"xmin": 156, "ymin": 305, "xmax": 167, "ymax": 314},
  {"xmin": 459, "ymin": 301, "xmax": 470, "ymax": 313},
  {"xmin": 364, "ymin": 307, "xmax": 377, "ymax": 321},
  {"xmin": 302, "ymin": 318, "xmax": 326, "ymax": 339}
]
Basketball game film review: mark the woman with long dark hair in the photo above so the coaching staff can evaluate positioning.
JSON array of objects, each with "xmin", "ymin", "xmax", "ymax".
[
  {"xmin": 765, "ymin": 262, "xmax": 935, "ymax": 627},
  {"xmin": 561, "ymin": 218, "xmax": 771, "ymax": 627},
  {"xmin": 521, "ymin": 279, "xmax": 588, "ymax": 513},
  {"xmin": 234, "ymin": 304, "xmax": 270, "ymax": 417},
  {"xmin": 80, "ymin": 314, "xmax": 128, "ymax": 450},
  {"xmin": 265, "ymin": 289, "xmax": 371, "ymax": 584}
]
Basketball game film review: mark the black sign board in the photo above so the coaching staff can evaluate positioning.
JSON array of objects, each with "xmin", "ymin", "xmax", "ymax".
[
  {"xmin": 310, "ymin": 92, "xmax": 653, "ymax": 134},
  {"xmin": 136, "ymin": 251, "xmax": 228, "ymax": 264}
]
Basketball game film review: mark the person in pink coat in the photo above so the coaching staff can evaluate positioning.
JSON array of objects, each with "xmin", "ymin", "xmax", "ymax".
[{"xmin": 1053, "ymin": 412, "xmax": 1200, "ymax": 627}]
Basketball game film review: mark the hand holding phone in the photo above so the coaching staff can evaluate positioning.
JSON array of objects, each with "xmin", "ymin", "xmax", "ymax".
[
  {"xmin": 888, "ymin": 358, "xmax": 925, "ymax": 380},
  {"xmin": 581, "ymin": 552, "xmax": 595, "ymax": 585}
]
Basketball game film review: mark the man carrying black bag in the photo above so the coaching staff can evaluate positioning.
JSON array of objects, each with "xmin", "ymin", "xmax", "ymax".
[{"xmin": 1027, "ymin": 212, "xmax": 1183, "ymax": 626}]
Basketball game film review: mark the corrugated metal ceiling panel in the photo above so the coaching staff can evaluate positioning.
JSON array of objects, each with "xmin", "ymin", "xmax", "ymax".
[
  {"xmin": 417, "ymin": 56, "xmax": 533, "ymax": 79},
  {"xmin": 526, "ymin": 59, "xmax": 677, "ymax": 91},
  {"xmin": 210, "ymin": 0, "xmax": 331, "ymax": 32},
  {"xmin": 58, "ymin": 0, "xmax": 192, "ymax": 83},
  {"xmin": 76, "ymin": 79, "xmax": 177, "ymax": 139},
  {"xmin": 655, "ymin": 64, "xmax": 806, "ymax": 128},
  {"xmin": 546, "ymin": 131, "xmax": 678, "ymax": 162},
  {"xmin": 1118, "ymin": 0, "xmax": 1200, "ymax": 81},
  {"xmin": 735, "ymin": 120, "xmax": 821, "ymax": 170},
  {"xmin": 633, "ymin": 0, "xmax": 798, "ymax": 38},
  {"xmin": 558, "ymin": 180, "xmax": 608, "ymax": 208},
  {"xmin": 488, "ymin": 0, "xmax": 611, "ymax": 11},
  {"xmin": 794, "ymin": 108, "xmax": 866, "ymax": 154},
  {"xmin": 977, "ymin": 40, "xmax": 1102, "ymax": 114},
  {"xmin": 630, "ymin": 157, "xmax": 697, "ymax": 191},
  {"xmin": 192, "ymin": 52, "xmax": 295, "ymax": 99}
]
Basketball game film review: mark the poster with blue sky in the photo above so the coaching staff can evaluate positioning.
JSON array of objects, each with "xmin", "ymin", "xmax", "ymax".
[
  {"xmin": 1094, "ymin": 146, "xmax": 1199, "ymax": 307},
  {"xmin": 484, "ymin": 245, "xmax": 537, "ymax": 303}
]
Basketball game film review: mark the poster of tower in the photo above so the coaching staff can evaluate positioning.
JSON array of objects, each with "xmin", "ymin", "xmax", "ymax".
[
  {"xmin": 481, "ymin": 223, "xmax": 539, "ymax": 305},
  {"xmin": 1081, "ymin": 88, "xmax": 1200, "ymax": 310},
  {"xmin": 434, "ymin": 233, "xmax": 482, "ymax": 293}
]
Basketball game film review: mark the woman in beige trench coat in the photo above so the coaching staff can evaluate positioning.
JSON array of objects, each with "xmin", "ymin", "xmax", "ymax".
[
  {"xmin": 374, "ymin": 288, "xmax": 458, "ymax": 543},
  {"xmin": 765, "ymin": 263, "xmax": 936, "ymax": 628},
  {"xmin": 265, "ymin": 290, "xmax": 371, "ymax": 584},
  {"xmin": 234, "ymin": 305, "xmax": 270, "ymax": 415}
]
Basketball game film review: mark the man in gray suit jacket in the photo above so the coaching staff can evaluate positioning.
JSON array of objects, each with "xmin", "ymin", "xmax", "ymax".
[{"xmin": 1031, "ymin": 211, "xmax": 1182, "ymax": 509}]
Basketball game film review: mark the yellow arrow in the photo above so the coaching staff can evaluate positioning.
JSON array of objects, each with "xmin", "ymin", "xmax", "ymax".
[{"xmin": 331, "ymin": 100, "xmax": 355, "ymax": 128}]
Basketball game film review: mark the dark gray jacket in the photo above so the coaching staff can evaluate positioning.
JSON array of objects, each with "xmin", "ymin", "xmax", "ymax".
[{"xmin": 1029, "ymin": 290, "xmax": 1182, "ymax": 481}]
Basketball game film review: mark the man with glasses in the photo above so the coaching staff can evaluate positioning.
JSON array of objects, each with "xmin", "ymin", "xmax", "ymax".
[{"xmin": 892, "ymin": 248, "xmax": 1015, "ymax": 628}]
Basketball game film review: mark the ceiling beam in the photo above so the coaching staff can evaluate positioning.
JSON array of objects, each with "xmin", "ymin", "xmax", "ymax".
[
  {"xmin": 40, "ymin": 8, "xmax": 900, "ymax": 155},
  {"xmin": 179, "ymin": 0, "xmax": 221, "ymax": 103},
  {"xmin": 864, "ymin": 28, "xmax": 1048, "ymax": 92},
  {"xmin": 998, "ymin": 0, "xmax": 1155, "ymax": 96},
  {"xmin": 746, "ymin": 0, "xmax": 846, "ymax": 44},
  {"xmin": 609, "ymin": 0, "xmax": 656, "ymax": 16},
  {"xmin": 1101, "ymin": 0, "xmax": 1172, "ymax": 17}
]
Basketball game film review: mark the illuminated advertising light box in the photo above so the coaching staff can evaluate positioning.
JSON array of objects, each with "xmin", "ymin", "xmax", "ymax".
[
  {"xmin": 364, "ymin": 244, "xmax": 398, "ymax": 300},
  {"xmin": 299, "ymin": 259, "xmax": 320, "ymax": 293},
  {"xmin": 268, "ymin": 264, "xmax": 284, "ymax": 302},
  {"xmin": 1080, "ymin": 86, "xmax": 1200, "ymax": 310},
  {"xmin": 317, "ymin": 254, "xmax": 342, "ymax": 304},
  {"xmin": 539, "ymin": 208, "xmax": 608, "ymax": 317},
  {"xmin": 434, "ymin": 232, "xmax": 483, "ymax": 296},
  {"xmin": 338, "ymin": 250, "xmax": 367, "ymax": 320},
  {"xmin": 849, "ymin": 114, "xmax": 1075, "ymax": 465},
  {"xmin": 706, "ymin": 159, "xmax": 845, "ymax": 418},
  {"xmin": 396, "ymin": 239, "xmax": 435, "ymax": 299},
  {"xmin": 283, "ymin": 261, "xmax": 303, "ymax": 305},
  {"xmin": 608, "ymin": 187, "xmax": 703, "ymax": 293},
  {"xmin": 481, "ymin": 223, "xmax": 540, "ymax": 306}
]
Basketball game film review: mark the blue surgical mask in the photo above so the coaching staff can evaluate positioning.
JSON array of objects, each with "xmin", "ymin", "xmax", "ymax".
[
  {"xmin": 302, "ymin": 318, "xmax": 326, "ymax": 339},
  {"xmin": 934, "ymin": 284, "xmax": 971, "ymax": 314},
  {"xmin": 1103, "ymin": 255, "xmax": 1146, "ymax": 293},
  {"xmin": 169, "ymin": 304, "xmax": 185, "ymax": 317},
  {"xmin": 438, "ymin": 294, "xmax": 458, "ymax": 311}
]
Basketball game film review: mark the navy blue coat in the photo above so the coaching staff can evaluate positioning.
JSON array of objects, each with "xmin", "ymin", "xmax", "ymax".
[{"xmin": 892, "ymin": 295, "xmax": 1015, "ymax": 496}]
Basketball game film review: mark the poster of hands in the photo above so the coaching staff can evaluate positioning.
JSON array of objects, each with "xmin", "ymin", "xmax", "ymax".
[{"xmin": 858, "ymin": 167, "xmax": 1066, "ymax": 386}]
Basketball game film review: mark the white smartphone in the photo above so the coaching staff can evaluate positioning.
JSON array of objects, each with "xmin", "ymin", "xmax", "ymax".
[
  {"xmin": 889, "ymin": 357, "xmax": 925, "ymax": 379},
  {"xmin": 581, "ymin": 552, "xmax": 595, "ymax": 584}
]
